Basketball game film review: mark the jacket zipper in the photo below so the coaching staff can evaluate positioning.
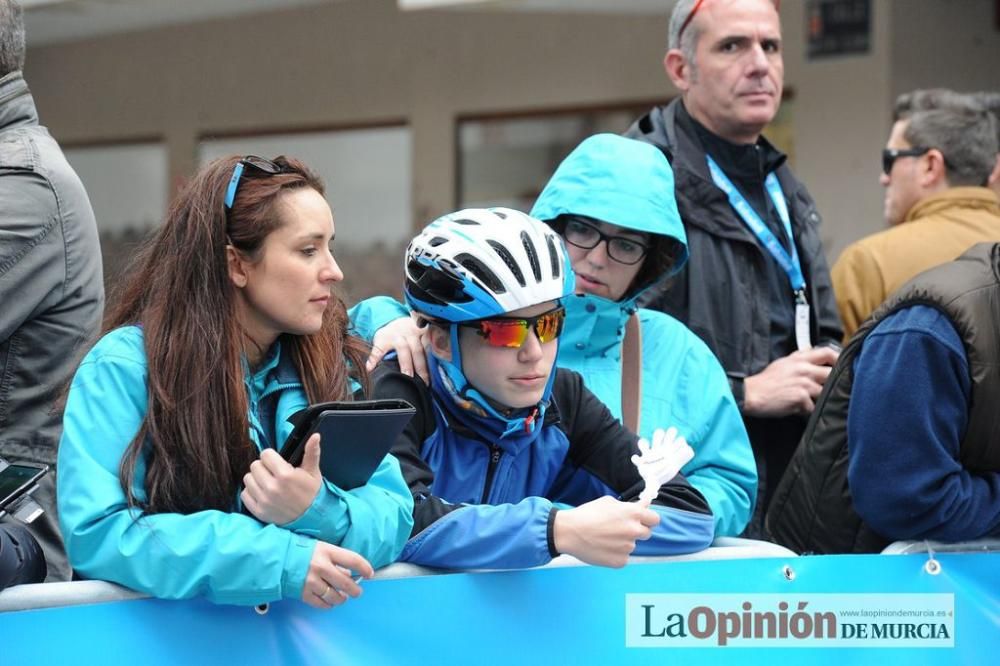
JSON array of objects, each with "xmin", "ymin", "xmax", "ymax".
[
  {"xmin": 480, "ymin": 444, "xmax": 502, "ymax": 503},
  {"xmin": 247, "ymin": 379, "xmax": 299, "ymax": 452}
]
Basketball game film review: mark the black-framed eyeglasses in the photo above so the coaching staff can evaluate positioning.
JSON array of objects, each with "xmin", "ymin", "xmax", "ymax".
[
  {"xmin": 224, "ymin": 156, "xmax": 286, "ymax": 209},
  {"xmin": 562, "ymin": 218, "xmax": 651, "ymax": 266},
  {"xmin": 881, "ymin": 147, "xmax": 931, "ymax": 176},
  {"xmin": 457, "ymin": 306, "xmax": 566, "ymax": 349}
]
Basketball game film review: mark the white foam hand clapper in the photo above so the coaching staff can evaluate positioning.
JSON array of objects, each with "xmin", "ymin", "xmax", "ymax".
[{"xmin": 630, "ymin": 427, "xmax": 695, "ymax": 505}]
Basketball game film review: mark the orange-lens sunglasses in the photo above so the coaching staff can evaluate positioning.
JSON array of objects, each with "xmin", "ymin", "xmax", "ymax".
[{"xmin": 460, "ymin": 307, "xmax": 566, "ymax": 349}]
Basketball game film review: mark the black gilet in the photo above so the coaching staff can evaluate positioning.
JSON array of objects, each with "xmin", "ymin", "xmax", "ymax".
[{"xmin": 765, "ymin": 243, "xmax": 1000, "ymax": 554}]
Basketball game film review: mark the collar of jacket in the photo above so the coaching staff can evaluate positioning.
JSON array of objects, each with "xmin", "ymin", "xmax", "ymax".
[
  {"xmin": 0, "ymin": 72, "xmax": 37, "ymax": 131},
  {"xmin": 559, "ymin": 292, "xmax": 637, "ymax": 361},
  {"xmin": 239, "ymin": 337, "xmax": 307, "ymax": 407},
  {"xmin": 242, "ymin": 334, "xmax": 364, "ymax": 396},
  {"xmin": 427, "ymin": 363, "xmax": 559, "ymax": 456},
  {"xmin": 685, "ymin": 103, "xmax": 786, "ymax": 182},
  {"xmin": 239, "ymin": 338, "xmax": 310, "ymax": 452},
  {"xmin": 629, "ymin": 98, "xmax": 799, "ymax": 243},
  {"xmin": 903, "ymin": 186, "xmax": 1000, "ymax": 223},
  {"xmin": 438, "ymin": 398, "xmax": 562, "ymax": 454}
]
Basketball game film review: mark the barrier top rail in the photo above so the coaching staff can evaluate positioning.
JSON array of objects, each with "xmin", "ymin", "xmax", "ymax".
[{"xmin": 0, "ymin": 537, "xmax": 796, "ymax": 613}]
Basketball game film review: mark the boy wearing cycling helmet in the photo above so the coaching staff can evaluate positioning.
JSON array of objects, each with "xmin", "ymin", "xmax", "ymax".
[{"xmin": 372, "ymin": 208, "xmax": 713, "ymax": 570}]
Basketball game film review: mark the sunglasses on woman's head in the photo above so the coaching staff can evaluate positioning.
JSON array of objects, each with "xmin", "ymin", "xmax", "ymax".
[
  {"xmin": 458, "ymin": 307, "xmax": 566, "ymax": 349},
  {"xmin": 224, "ymin": 156, "xmax": 286, "ymax": 209}
]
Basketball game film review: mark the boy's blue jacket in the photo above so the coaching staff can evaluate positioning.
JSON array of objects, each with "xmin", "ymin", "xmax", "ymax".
[
  {"xmin": 58, "ymin": 326, "xmax": 413, "ymax": 606},
  {"xmin": 352, "ymin": 135, "xmax": 756, "ymax": 536},
  {"xmin": 372, "ymin": 360, "xmax": 714, "ymax": 569}
]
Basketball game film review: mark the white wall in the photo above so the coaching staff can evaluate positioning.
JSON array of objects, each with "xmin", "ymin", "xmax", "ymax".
[
  {"xmin": 781, "ymin": 0, "xmax": 894, "ymax": 260},
  {"xmin": 200, "ymin": 127, "xmax": 413, "ymax": 251},
  {"xmin": 890, "ymin": 0, "xmax": 1000, "ymax": 98},
  {"xmin": 62, "ymin": 142, "xmax": 168, "ymax": 234}
]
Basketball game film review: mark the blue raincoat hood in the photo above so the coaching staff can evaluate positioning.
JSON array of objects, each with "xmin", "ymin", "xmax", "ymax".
[
  {"xmin": 530, "ymin": 134, "xmax": 689, "ymax": 359},
  {"xmin": 530, "ymin": 132, "xmax": 688, "ymax": 298}
]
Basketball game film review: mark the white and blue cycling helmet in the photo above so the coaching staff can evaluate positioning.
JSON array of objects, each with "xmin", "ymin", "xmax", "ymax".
[
  {"xmin": 404, "ymin": 208, "xmax": 575, "ymax": 433},
  {"xmin": 404, "ymin": 207, "xmax": 574, "ymax": 322}
]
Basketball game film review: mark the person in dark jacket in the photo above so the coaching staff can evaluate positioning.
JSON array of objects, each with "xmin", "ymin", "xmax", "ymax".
[
  {"xmin": 0, "ymin": 0, "xmax": 104, "ymax": 581},
  {"xmin": 767, "ymin": 243, "xmax": 1000, "ymax": 553},
  {"xmin": 0, "ymin": 524, "xmax": 45, "ymax": 592},
  {"xmin": 0, "ymin": 452, "xmax": 46, "ymax": 590},
  {"xmin": 623, "ymin": 0, "xmax": 842, "ymax": 536},
  {"xmin": 373, "ymin": 208, "xmax": 714, "ymax": 570}
]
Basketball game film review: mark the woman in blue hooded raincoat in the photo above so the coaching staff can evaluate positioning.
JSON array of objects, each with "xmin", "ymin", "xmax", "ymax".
[
  {"xmin": 529, "ymin": 134, "xmax": 756, "ymax": 537},
  {"xmin": 58, "ymin": 156, "xmax": 412, "ymax": 607}
]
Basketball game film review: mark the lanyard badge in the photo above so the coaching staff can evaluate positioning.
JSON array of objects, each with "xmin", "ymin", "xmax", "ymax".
[{"xmin": 706, "ymin": 156, "xmax": 812, "ymax": 351}]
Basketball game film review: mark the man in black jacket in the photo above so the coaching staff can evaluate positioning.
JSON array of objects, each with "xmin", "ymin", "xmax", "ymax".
[{"xmin": 624, "ymin": 0, "xmax": 842, "ymax": 537}]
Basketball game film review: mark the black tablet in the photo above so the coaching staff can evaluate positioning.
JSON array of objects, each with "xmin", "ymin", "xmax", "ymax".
[{"xmin": 279, "ymin": 399, "xmax": 415, "ymax": 490}]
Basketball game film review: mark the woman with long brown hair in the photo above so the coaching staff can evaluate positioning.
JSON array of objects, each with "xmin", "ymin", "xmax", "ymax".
[{"xmin": 57, "ymin": 155, "xmax": 412, "ymax": 607}]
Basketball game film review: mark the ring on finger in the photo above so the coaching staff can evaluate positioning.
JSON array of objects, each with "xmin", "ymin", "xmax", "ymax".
[{"xmin": 319, "ymin": 584, "xmax": 331, "ymax": 601}]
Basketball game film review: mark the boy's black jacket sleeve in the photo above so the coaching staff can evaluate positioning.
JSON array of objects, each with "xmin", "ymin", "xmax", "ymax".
[{"xmin": 371, "ymin": 360, "xmax": 467, "ymax": 538}]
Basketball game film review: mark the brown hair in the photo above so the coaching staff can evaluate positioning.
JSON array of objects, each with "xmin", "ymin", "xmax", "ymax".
[{"xmin": 105, "ymin": 155, "xmax": 369, "ymax": 514}]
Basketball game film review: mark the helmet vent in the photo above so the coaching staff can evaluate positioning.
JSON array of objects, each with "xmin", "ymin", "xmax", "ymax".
[
  {"xmin": 546, "ymin": 235, "xmax": 561, "ymax": 279},
  {"xmin": 521, "ymin": 232, "xmax": 542, "ymax": 283},
  {"xmin": 486, "ymin": 241, "xmax": 526, "ymax": 287},
  {"xmin": 455, "ymin": 253, "xmax": 506, "ymax": 294},
  {"xmin": 406, "ymin": 258, "xmax": 473, "ymax": 305},
  {"xmin": 428, "ymin": 236, "xmax": 449, "ymax": 247},
  {"xmin": 452, "ymin": 218, "xmax": 480, "ymax": 226}
]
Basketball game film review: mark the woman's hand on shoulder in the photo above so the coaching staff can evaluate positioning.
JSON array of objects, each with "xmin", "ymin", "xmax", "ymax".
[
  {"xmin": 367, "ymin": 314, "xmax": 430, "ymax": 383},
  {"xmin": 301, "ymin": 541, "xmax": 375, "ymax": 609},
  {"xmin": 241, "ymin": 434, "xmax": 324, "ymax": 525}
]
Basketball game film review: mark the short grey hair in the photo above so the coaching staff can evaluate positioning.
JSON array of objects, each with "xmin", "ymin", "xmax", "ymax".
[
  {"xmin": 668, "ymin": 0, "xmax": 702, "ymax": 73},
  {"xmin": 0, "ymin": 0, "xmax": 26, "ymax": 78},
  {"xmin": 903, "ymin": 105, "xmax": 998, "ymax": 187},
  {"xmin": 970, "ymin": 91, "xmax": 1000, "ymax": 146},
  {"xmin": 667, "ymin": 0, "xmax": 780, "ymax": 78},
  {"xmin": 893, "ymin": 88, "xmax": 970, "ymax": 122}
]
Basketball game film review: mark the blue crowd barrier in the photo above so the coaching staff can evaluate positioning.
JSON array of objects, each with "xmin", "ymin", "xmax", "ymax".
[{"xmin": 0, "ymin": 540, "xmax": 996, "ymax": 665}]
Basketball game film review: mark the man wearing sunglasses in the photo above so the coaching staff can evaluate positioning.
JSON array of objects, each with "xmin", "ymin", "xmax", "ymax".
[
  {"xmin": 623, "ymin": 0, "xmax": 842, "ymax": 538},
  {"xmin": 831, "ymin": 91, "xmax": 1000, "ymax": 341},
  {"xmin": 371, "ymin": 208, "xmax": 714, "ymax": 570}
]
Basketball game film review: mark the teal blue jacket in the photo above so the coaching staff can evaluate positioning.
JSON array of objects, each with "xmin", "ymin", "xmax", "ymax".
[
  {"xmin": 354, "ymin": 134, "xmax": 756, "ymax": 536},
  {"xmin": 58, "ymin": 326, "xmax": 413, "ymax": 606},
  {"xmin": 530, "ymin": 134, "xmax": 756, "ymax": 536}
]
